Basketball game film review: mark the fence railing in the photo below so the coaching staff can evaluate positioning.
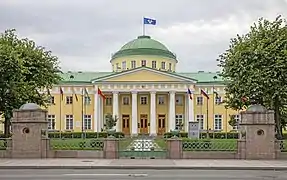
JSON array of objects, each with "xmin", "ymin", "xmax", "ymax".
[
  {"xmin": 182, "ymin": 139, "xmax": 237, "ymax": 151},
  {"xmin": 0, "ymin": 138, "xmax": 9, "ymax": 150},
  {"xmin": 50, "ymin": 138, "xmax": 104, "ymax": 150}
]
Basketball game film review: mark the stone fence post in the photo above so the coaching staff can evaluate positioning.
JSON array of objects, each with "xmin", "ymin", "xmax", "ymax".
[{"xmin": 166, "ymin": 136, "xmax": 182, "ymax": 159}]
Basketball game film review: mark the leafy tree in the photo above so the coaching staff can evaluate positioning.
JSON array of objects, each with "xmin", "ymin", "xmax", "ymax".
[
  {"xmin": 218, "ymin": 16, "xmax": 287, "ymax": 139},
  {"xmin": 104, "ymin": 113, "xmax": 118, "ymax": 131},
  {"xmin": 0, "ymin": 29, "xmax": 61, "ymax": 137}
]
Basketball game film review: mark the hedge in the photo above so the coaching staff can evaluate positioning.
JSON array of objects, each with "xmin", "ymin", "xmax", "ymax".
[{"xmin": 0, "ymin": 132, "xmax": 125, "ymax": 139}]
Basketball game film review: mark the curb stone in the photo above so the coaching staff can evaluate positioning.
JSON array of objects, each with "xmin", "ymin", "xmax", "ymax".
[{"xmin": 0, "ymin": 165, "xmax": 286, "ymax": 170}]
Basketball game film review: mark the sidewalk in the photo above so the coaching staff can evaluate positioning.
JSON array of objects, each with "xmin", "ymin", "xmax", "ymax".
[{"xmin": 0, "ymin": 159, "xmax": 287, "ymax": 170}]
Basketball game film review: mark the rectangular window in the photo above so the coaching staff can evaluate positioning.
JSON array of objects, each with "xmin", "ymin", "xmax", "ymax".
[
  {"xmin": 152, "ymin": 61, "xmax": 157, "ymax": 69},
  {"xmin": 131, "ymin": 60, "xmax": 136, "ymax": 69},
  {"xmin": 175, "ymin": 114, "xmax": 184, "ymax": 131},
  {"xmin": 84, "ymin": 115, "xmax": 92, "ymax": 130},
  {"xmin": 116, "ymin": 63, "xmax": 119, "ymax": 70},
  {"xmin": 197, "ymin": 97, "xmax": 203, "ymax": 105},
  {"xmin": 215, "ymin": 96, "xmax": 222, "ymax": 105},
  {"xmin": 84, "ymin": 96, "xmax": 91, "ymax": 105},
  {"xmin": 65, "ymin": 115, "xmax": 74, "ymax": 130},
  {"xmin": 140, "ymin": 96, "xmax": 148, "ymax": 105},
  {"xmin": 168, "ymin": 63, "xmax": 172, "ymax": 71},
  {"xmin": 66, "ymin": 96, "xmax": 73, "ymax": 104},
  {"xmin": 141, "ymin": 60, "xmax": 146, "ymax": 66},
  {"xmin": 105, "ymin": 97, "xmax": 112, "ymax": 106},
  {"xmin": 214, "ymin": 114, "xmax": 222, "ymax": 130},
  {"xmin": 123, "ymin": 96, "xmax": 130, "ymax": 105},
  {"xmin": 175, "ymin": 95, "xmax": 183, "ymax": 105},
  {"xmin": 158, "ymin": 96, "xmax": 165, "ymax": 105},
  {"xmin": 122, "ymin": 61, "xmax": 126, "ymax": 70},
  {"xmin": 161, "ymin": 61, "xmax": 166, "ymax": 69},
  {"xmin": 47, "ymin": 115, "xmax": 56, "ymax": 130},
  {"xmin": 49, "ymin": 96, "xmax": 55, "ymax": 104},
  {"xmin": 196, "ymin": 114, "xmax": 204, "ymax": 130},
  {"xmin": 232, "ymin": 114, "xmax": 240, "ymax": 130}
]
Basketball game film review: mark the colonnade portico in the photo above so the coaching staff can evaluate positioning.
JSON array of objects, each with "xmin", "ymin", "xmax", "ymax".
[{"xmin": 94, "ymin": 87, "xmax": 195, "ymax": 136}]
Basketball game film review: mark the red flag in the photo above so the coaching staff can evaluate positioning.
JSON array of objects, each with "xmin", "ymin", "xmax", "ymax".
[
  {"xmin": 59, "ymin": 87, "xmax": 64, "ymax": 100},
  {"xmin": 201, "ymin": 89, "xmax": 209, "ymax": 99},
  {"xmin": 98, "ymin": 88, "xmax": 106, "ymax": 99}
]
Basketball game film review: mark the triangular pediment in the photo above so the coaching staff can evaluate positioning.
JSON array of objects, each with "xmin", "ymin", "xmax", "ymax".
[{"xmin": 92, "ymin": 67, "xmax": 197, "ymax": 83}]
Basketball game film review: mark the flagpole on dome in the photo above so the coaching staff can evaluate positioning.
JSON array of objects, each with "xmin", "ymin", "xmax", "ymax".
[{"xmin": 142, "ymin": 17, "xmax": 146, "ymax": 35}]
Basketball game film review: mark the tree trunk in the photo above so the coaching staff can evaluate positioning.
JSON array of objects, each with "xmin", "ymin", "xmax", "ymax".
[
  {"xmin": 4, "ymin": 111, "xmax": 12, "ymax": 138},
  {"xmin": 274, "ymin": 96, "xmax": 283, "ymax": 139}
]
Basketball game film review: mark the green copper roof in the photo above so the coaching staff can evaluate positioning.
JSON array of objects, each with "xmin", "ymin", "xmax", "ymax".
[
  {"xmin": 59, "ymin": 68, "xmax": 223, "ymax": 84},
  {"xmin": 120, "ymin": 35, "xmax": 169, "ymax": 51},
  {"xmin": 111, "ymin": 36, "xmax": 177, "ymax": 60}
]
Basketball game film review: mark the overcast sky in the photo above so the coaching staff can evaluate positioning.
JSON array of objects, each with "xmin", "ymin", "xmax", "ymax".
[{"xmin": 0, "ymin": 0, "xmax": 286, "ymax": 72}]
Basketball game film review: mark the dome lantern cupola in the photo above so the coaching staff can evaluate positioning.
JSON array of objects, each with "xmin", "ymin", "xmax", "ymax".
[{"xmin": 110, "ymin": 35, "xmax": 178, "ymax": 72}]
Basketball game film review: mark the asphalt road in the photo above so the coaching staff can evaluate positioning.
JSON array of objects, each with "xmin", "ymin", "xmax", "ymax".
[{"xmin": 0, "ymin": 169, "xmax": 286, "ymax": 180}]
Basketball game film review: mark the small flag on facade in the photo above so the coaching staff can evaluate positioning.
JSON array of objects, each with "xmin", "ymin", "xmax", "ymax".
[
  {"xmin": 98, "ymin": 88, "xmax": 106, "ymax": 99},
  {"xmin": 201, "ymin": 89, "xmax": 209, "ymax": 99},
  {"xmin": 72, "ymin": 88, "xmax": 78, "ymax": 101},
  {"xmin": 59, "ymin": 87, "xmax": 64, "ymax": 100},
  {"xmin": 187, "ymin": 88, "xmax": 193, "ymax": 100}
]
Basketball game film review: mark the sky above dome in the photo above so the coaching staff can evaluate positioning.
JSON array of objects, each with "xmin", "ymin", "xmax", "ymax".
[{"xmin": 0, "ymin": 0, "xmax": 286, "ymax": 72}]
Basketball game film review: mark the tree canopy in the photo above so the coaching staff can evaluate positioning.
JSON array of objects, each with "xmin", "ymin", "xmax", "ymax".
[
  {"xmin": 218, "ymin": 15, "xmax": 287, "ymax": 138},
  {"xmin": 0, "ymin": 29, "xmax": 62, "ymax": 136}
]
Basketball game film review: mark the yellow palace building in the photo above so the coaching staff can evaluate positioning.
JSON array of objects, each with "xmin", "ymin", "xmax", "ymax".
[{"xmin": 44, "ymin": 35, "xmax": 239, "ymax": 136}]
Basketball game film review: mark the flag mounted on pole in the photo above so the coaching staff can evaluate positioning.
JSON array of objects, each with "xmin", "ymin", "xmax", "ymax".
[
  {"xmin": 59, "ymin": 87, "xmax": 64, "ymax": 100},
  {"xmin": 201, "ymin": 89, "xmax": 209, "ymax": 99},
  {"xmin": 142, "ymin": 17, "xmax": 156, "ymax": 35},
  {"xmin": 98, "ymin": 88, "xmax": 105, "ymax": 99},
  {"xmin": 72, "ymin": 88, "xmax": 78, "ymax": 102},
  {"xmin": 143, "ymin": 17, "xmax": 156, "ymax": 25},
  {"xmin": 187, "ymin": 88, "xmax": 193, "ymax": 100}
]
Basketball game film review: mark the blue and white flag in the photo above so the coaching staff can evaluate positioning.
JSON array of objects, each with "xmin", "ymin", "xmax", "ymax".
[{"xmin": 143, "ymin": 17, "xmax": 156, "ymax": 25}]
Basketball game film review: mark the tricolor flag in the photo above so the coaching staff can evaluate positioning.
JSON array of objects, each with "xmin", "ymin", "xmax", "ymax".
[
  {"xmin": 98, "ymin": 88, "xmax": 105, "ymax": 99},
  {"xmin": 201, "ymin": 89, "xmax": 209, "ymax": 99},
  {"xmin": 213, "ymin": 90, "xmax": 219, "ymax": 99},
  {"xmin": 83, "ymin": 88, "xmax": 91, "ymax": 101},
  {"xmin": 59, "ymin": 87, "xmax": 64, "ymax": 100},
  {"xmin": 72, "ymin": 88, "xmax": 78, "ymax": 101},
  {"xmin": 187, "ymin": 88, "xmax": 193, "ymax": 100}
]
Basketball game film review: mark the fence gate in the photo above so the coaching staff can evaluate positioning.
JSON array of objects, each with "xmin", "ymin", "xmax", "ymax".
[{"xmin": 118, "ymin": 134, "xmax": 167, "ymax": 159}]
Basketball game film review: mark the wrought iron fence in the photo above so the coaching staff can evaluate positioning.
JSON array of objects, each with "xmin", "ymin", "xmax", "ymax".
[
  {"xmin": 117, "ymin": 136, "xmax": 168, "ymax": 159},
  {"xmin": 50, "ymin": 138, "xmax": 104, "ymax": 150},
  {"xmin": 0, "ymin": 138, "xmax": 8, "ymax": 150},
  {"xmin": 182, "ymin": 139, "xmax": 237, "ymax": 151},
  {"xmin": 279, "ymin": 140, "xmax": 287, "ymax": 152}
]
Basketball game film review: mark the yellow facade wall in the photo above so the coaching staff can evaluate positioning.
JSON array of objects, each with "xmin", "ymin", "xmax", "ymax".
[{"xmin": 111, "ymin": 55, "xmax": 177, "ymax": 72}]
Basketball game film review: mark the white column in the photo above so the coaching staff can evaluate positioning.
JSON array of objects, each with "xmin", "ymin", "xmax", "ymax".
[
  {"xmin": 99, "ymin": 97, "xmax": 104, "ymax": 131},
  {"xmin": 188, "ymin": 92, "xmax": 194, "ymax": 121},
  {"xmin": 112, "ymin": 91, "xmax": 120, "ymax": 132},
  {"xmin": 150, "ymin": 91, "xmax": 157, "ymax": 136},
  {"xmin": 131, "ymin": 91, "xmax": 138, "ymax": 136},
  {"xmin": 168, "ymin": 91, "xmax": 176, "ymax": 131},
  {"xmin": 93, "ymin": 85, "xmax": 99, "ymax": 132}
]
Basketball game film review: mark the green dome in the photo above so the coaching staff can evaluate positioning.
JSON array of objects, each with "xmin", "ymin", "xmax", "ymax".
[
  {"xmin": 111, "ymin": 35, "xmax": 177, "ymax": 60},
  {"xmin": 120, "ymin": 35, "xmax": 169, "ymax": 51}
]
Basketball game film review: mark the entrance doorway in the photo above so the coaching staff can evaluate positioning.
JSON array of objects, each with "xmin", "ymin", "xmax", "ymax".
[
  {"xmin": 157, "ymin": 114, "xmax": 166, "ymax": 135},
  {"xmin": 139, "ymin": 114, "xmax": 148, "ymax": 134},
  {"xmin": 122, "ymin": 114, "xmax": 130, "ymax": 135}
]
